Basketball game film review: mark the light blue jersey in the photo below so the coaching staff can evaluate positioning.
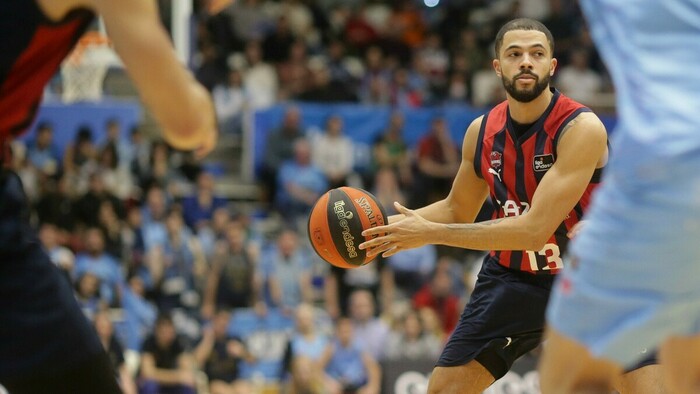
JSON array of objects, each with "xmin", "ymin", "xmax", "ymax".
[
  {"xmin": 581, "ymin": 0, "xmax": 700, "ymax": 156},
  {"xmin": 547, "ymin": 0, "xmax": 700, "ymax": 367}
]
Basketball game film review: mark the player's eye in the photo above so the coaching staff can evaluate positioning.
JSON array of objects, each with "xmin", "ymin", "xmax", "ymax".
[{"xmin": 508, "ymin": 52, "xmax": 520, "ymax": 57}]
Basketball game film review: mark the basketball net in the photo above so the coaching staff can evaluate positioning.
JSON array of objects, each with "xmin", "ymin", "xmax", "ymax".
[{"xmin": 60, "ymin": 31, "xmax": 119, "ymax": 103}]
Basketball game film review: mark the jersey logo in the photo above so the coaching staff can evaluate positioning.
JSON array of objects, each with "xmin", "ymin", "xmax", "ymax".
[
  {"xmin": 490, "ymin": 151, "xmax": 502, "ymax": 170},
  {"xmin": 533, "ymin": 154, "xmax": 555, "ymax": 172}
]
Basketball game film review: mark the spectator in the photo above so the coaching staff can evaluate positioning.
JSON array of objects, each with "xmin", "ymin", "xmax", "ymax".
[
  {"xmin": 212, "ymin": 69, "xmax": 246, "ymax": 135},
  {"xmin": 261, "ymin": 106, "xmax": 305, "ymax": 204},
  {"xmin": 141, "ymin": 184, "xmax": 169, "ymax": 253},
  {"xmin": 128, "ymin": 126, "xmax": 151, "ymax": 184},
  {"xmin": 119, "ymin": 274, "xmax": 158, "ymax": 351},
  {"xmin": 380, "ymin": 243, "xmax": 438, "ymax": 304},
  {"xmin": 103, "ymin": 118, "xmax": 132, "ymax": 170},
  {"xmin": 202, "ymin": 221, "xmax": 261, "ymax": 318},
  {"xmin": 261, "ymin": 228, "xmax": 314, "ymax": 312},
  {"xmin": 320, "ymin": 317, "xmax": 381, "ymax": 394},
  {"xmin": 298, "ymin": 62, "xmax": 358, "ymax": 103},
  {"xmin": 274, "ymin": 138, "xmax": 328, "ymax": 223},
  {"xmin": 194, "ymin": 309, "xmax": 253, "ymax": 394},
  {"xmin": 286, "ymin": 303, "xmax": 331, "ymax": 394},
  {"xmin": 94, "ymin": 309, "xmax": 138, "ymax": 394},
  {"xmin": 34, "ymin": 173, "xmax": 75, "ymax": 231},
  {"xmin": 75, "ymin": 271, "xmax": 103, "ymax": 320},
  {"xmin": 63, "ymin": 126, "xmax": 98, "ymax": 195},
  {"xmin": 348, "ymin": 289, "xmax": 389, "ymax": 361},
  {"xmin": 139, "ymin": 313, "xmax": 196, "ymax": 394},
  {"xmin": 97, "ymin": 199, "xmax": 126, "ymax": 261},
  {"xmin": 194, "ymin": 41, "xmax": 227, "ymax": 91},
  {"xmin": 412, "ymin": 266, "xmax": 461, "ymax": 336},
  {"xmin": 97, "ymin": 143, "xmax": 133, "ymax": 200},
  {"xmin": 555, "ymin": 48, "xmax": 603, "ymax": 105},
  {"xmin": 411, "ymin": 117, "xmax": 460, "ymax": 207},
  {"xmin": 389, "ymin": 68, "xmax": 423, "ymax": 108},
  {"xmin": 26, "ymin": 122, "xmax": 60, "ymax": 175},
  {"xmin": 73, "ymin": 171, "xmax": 123, "ymax": 228},
  {"xmin": 262, "ymin": 15, "xmax": 296, "ymax": 64},
  {"xmin": 74, "ymin": 227, "xmax": 122, "ymax": 306},
  {"xmin": 38, "ymin": 222, "xmax": 75, "ymax": 282},
  {"xmin": 181, "ymin": 171, "xmax": 228, "ymax": 231},
  {"xmin": 358, "ymin": 46, "xmax": 390, "ymax": 104},
  {"xmin": 371, "ymin": 112, "xmax": 412, "ymax": 187},
  {"xmin": 276, "ymin": 39, "xmax": 312, "ymax": 100},
  {"xmin": 310, "ymin": 115, "xmax": 355, "ymax": 189},
  {"xmin": 196, "ymin": 207, "xmax": 231, "ymax": 259},
  {"xmin": 242, "ymin": 40, "xmax": 278, "ymax": 110},
  {"xmin": 385, "ymin": 309, "xmax": 442, "ymax": 361}
]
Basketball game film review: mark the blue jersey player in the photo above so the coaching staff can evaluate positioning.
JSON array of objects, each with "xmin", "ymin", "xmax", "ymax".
[{"xmin": 541, "ymin": 1, "xmax": 700, "ymax": 393}]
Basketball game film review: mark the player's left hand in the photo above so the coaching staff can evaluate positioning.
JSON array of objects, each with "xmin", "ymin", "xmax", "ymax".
[{"xmin": 359, "ymin": 202, "xmax": 435, "ymax": 258}]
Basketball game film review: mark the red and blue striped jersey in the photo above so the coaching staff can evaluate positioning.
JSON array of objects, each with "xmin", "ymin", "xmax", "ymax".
[
  {"xmin": 473, "ymin": 88, "xmax": 603, "ymax": 275},
  {"xmin": 0, "ymin": 1, "xmax": 94, "ymax": 164}
]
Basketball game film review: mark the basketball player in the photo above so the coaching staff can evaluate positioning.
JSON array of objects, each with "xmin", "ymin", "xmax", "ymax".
[
  {"xmin": 0, "ymin": 0, "xmax": 217, "ymax": 392},
  {"xmin": 359, "ymin": 19, "xmax": 663, "ymax": 393},
  {"xmin": 540, "ymin": 1, "xmax": 700, "ymax": 393}
]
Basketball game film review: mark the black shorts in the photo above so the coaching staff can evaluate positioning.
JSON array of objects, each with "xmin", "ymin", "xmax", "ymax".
[
  {"xmin": 0, "ymin": 171, "xmax": 121, "ymax": 393},
  {"xmin": 437, "ymin": 257, "xmax": 657, "ymax": 379}
]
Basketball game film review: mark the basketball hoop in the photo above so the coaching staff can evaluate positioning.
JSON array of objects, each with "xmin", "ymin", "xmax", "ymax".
[{"xmin": 60, "ymin": 31, "xmax": 119, "ymax": 103}]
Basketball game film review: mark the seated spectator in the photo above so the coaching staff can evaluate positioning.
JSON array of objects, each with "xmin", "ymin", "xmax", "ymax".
[
  {"xmin": 260, "ymin": 106, "xmax": 305, "ymax": 205},
  {"xmin": 241, "ymin": 40, "xmax": 278, "ymax": 110},
  {"xmin": 103, "ymin": 118, "xmax": 133, "ymax": 171},
  {"xmin": 34, "ymin": 173, "xmax": 75, "ymax": 230},
  {"xmin": 555, "ymin": 48, "xmax": 603, "ymax": 105},
  {"xmin": 201, "ymin": 221, "xmax": 260, "ymax": 318},
  {"xmin": 26, "ymin": 122, "xmax": 60, "ymax": 175},
  {"xmin": 94, "ymin": 309, "xmax": 137, "ymax": 394},
  {"xmin": 310, "ymin": 115, "xmax": 355, "ymax": 189},
  {"xmin": 97, "ymin": 143, "xmax": 133, "ymax": 200},
  {"xmin": 98, "ymin": 199, "xmax": 126, "ymax": 261},
  {"xmin": 320, "ymin": 317, "xmax": 381, "ymax": 394},
  {"xmin": 285, "ymin": 303, "xmax": 331, "ymax": 394},
  {"xmin": 181, "ymin": 171, "xmax": 227, "ymax": 231},
  {"xmin": 73, "ymin": 171, "xmax": 124, "ymax": 228},
  {"xmin": 371, "ymin": 112, "xmax": 412, "ymax": 187},
  {"xmin": 128, "ymin": 126, "xmax": 151, "ymax": 185},
  {"xmin": 196, "ymin": 207, "xmax": 230, "ymax": 259},
  {"xmin": 385, "ymin": 309, "xmax": 442, "ymax": 361},
  {"xmin": 141, "ymin": 184, "xmax": 169, "ymax": 253},
  {"xmin": 274, "ymin": 139, "xmax": 328, "ymax": 223},
  {"xmin": 412, "ymin": 266, "xmax": 460, "ymax": 336},
  {"xmin": 348, "ymin": 290, "xmax": 389, "ymax": 362},
  {"xmin": 194, "ymin": 309, "xmax": 253, "ymax": 394},
  {"xmin": 38, "ymin": 222, "xmax": 74, "ymax": 282},
  {"xmin": 75, "ymin": 271, "xmax": 103, "ymax": 320},
  {"xmin": 74, "ymin": 227, "xmax": 122, "ymax": 306},
  {"xmin": 411, "ymin": 117, "xmax": 460, "ymax": 207},
  {"xmin": 118, "ymin": 274, "xmax": 158, "ymax": 351},
  {"xmin": 212, "ymin": 69, "xmax": 246, "ymax": 135},
  {"xmin": 139, "ymin": 313, "xmax": 196, "ymax": 394},
  {"xmin": 63, "ymin": 126, "xmax": 98, "ymax": 195},
  {"xmin": 380, "ymin": 243, "xmax": 437, "ymax": 303},
  {"xmin": 261, "ymin": 228, "xmax": 314, "ymax": 313}
]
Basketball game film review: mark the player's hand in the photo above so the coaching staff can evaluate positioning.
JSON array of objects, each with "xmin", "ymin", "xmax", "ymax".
[
  {"xmin": 567, "ymin": 220, "xmax": 586, "ymax": 239},
  {"xmin": 359, "ymin": 202, "xmax": 434, "ymax": 258},
  {"xmin": 193, "ymin": 118, "xmax": 218, "ymax": 160}
]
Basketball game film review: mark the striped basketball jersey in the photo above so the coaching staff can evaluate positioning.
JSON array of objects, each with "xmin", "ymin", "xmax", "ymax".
[
  {"xmin": 474, "ymin": 88, "xmax": 603, "ymax": 275},
  {"xmin": 0, "ymin": 1, "xmax": 94, "ymax": 163}
]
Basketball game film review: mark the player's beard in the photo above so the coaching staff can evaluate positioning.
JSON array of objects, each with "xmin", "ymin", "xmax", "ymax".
[{"xmin": 502, "ymin": 70, "xmax": 551, "ymax": 103}]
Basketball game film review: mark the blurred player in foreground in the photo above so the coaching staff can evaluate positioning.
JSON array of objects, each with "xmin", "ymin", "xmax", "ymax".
[
  {"xmin": 540, "ymin": 1, "xmax": 700, "ymax": 393},
  {"xmin": 0, "ymin": 0, "xmax": 217, "ymax": 392}
]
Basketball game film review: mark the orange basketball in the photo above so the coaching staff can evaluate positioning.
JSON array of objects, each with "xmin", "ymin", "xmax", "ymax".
[{"xmin": 307, "ymin": 187, "xmax": 388, "ymax": 269}]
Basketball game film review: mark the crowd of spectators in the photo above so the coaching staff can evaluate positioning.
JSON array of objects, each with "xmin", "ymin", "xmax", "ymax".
[{"xmin": 13, "ymin": 0, "xmax": 606, "ymax": 392}]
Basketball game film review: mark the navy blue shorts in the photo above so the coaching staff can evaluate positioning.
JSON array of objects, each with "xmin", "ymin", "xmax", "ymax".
[
  {"xmin": 0, "ymin": 171, "xmax": 121, "ymax": 393},
  {"xmin": 437, "ymin": 257, "xmax": 657, "ymax": 379}
]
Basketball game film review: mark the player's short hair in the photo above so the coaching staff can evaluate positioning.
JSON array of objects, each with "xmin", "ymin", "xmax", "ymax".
[{"xmin": 494, "ymin": 18, "xmax": 555, "ymax": 56}]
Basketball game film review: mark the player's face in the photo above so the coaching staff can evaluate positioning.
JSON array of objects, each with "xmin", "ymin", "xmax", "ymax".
[{"xmin": 494, "ymin": 30, "xmax": 557, "ymax": 103}]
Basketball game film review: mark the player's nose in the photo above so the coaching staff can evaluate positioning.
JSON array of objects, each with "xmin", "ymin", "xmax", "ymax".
[{"xmin": 520, "ymin": 54, "xmax": 534, "ymax": 69}]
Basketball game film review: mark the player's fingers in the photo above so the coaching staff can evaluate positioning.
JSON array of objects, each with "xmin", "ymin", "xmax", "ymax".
[
  {"xmin": 359, "ymin": 235, "xmax": 389, "ymax": 250},
  {"xmin": 362, "ymin": 224, "xmax": 390, "ymax": 237},
  {"xmin": 382, "ymin": 246, "xmax": 400, "ymax": 258},
  {"xmin": 393, "ymin": 201, "xmax": 411, "ymax": 214},
  {"xmin": 365, "ymin": 242, "xmax": 393, "ymax": 257}
]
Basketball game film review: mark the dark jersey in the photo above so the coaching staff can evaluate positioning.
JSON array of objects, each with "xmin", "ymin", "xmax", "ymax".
[
  {"xmin": 0, "ymin": 1, "xmax": 94, "ymax": 161},
  {"xmin": 474, "ymin": 88, "xmax": 603, "ymax": 275}
]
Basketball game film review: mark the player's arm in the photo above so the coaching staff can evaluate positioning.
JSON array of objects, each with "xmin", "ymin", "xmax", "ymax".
[
  {"xmin": 90, "ymin": 0, "xmax": 217, "ymax": 156},
  {"xmin": 362, "ymin": 112, "xmax": 607, "ymax": 255},
  {"xmin": 389, "ymin": 117, "xmax": 490, "ymax": 225}
]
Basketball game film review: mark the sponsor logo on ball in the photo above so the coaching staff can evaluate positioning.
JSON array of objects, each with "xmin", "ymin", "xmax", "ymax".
[{"xmin": 333, "ymin": 200, "xmax": 357, "ymax": 258}]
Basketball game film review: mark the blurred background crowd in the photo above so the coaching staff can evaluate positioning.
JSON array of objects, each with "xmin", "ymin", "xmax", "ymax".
[{"xmin": 8, "ymin": 0, "xmax": 609, "ymax": 393}]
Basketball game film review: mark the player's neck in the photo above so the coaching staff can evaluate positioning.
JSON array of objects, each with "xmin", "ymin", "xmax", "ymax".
[{"xmin": 507, "ymin": 88, "xmax": 553, "ymax": 124}]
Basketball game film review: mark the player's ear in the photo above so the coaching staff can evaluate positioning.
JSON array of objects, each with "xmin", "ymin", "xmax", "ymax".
[
  {"xmin": 550, "ymin": 57, "xmax": 558, "ymax": 76},
  {"xmin": 493, "ymin": 59, "xmax": 502, "ymax": 77}
]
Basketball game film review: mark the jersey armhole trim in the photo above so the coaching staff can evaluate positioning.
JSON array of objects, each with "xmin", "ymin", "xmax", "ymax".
[
  {"xmin": 552, "ymin": 107, "xmax": 592, "ymax": 157},
  {"xmin": 473, "ymin": 113, "xmax": 489, "ymax": 179}
]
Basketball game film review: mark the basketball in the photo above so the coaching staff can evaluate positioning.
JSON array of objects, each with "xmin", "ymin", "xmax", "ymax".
[{"xmin": 307, "ymin": 187, "xmax": 388, "ymax": 269}]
